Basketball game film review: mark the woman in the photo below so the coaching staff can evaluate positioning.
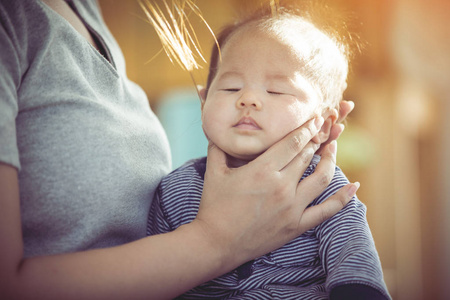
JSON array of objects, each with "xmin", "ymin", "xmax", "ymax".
[{"xmin": 0, "ymin": 0, "xmax": 354, "ymax": 298}]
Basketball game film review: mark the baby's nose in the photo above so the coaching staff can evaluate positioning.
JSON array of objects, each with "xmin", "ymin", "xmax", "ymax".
[{"xmin": 236, "ymin": 92, "xmax": 262, "ymax": 110}]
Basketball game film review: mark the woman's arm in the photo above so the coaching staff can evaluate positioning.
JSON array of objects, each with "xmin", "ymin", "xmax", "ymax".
[{"xmin": 0, "ymin": 119, "xmax": 357, "ymax": 300}]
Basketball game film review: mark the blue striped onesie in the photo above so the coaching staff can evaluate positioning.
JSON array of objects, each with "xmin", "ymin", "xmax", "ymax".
[{"xmin": 148, "ymin": 156, "xmax": 391, "ymax": 299}]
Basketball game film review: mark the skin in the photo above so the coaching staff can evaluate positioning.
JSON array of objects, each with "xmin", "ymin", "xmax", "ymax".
[
  {"xmin": 201, "ymin": 25, "xmax": 338, "ymax": 168},
  {"xmin": 0, "ymin": 1, "xmax": 357, "ymax": 299}
]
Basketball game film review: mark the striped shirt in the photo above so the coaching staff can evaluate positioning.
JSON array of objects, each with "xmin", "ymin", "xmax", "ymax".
[{"xmin": 148, "ymin": 156, "xmax": 391, "ymax": 299}]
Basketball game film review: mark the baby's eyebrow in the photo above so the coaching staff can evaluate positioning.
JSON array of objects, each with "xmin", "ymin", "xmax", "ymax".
[
  {"xmin": 266, "ymin": 74, "xmax": 290, "ymax": 82},
  {"xmin": 266, "ymin": 73, "xmax": 313, "ymax": 100},
  {"xmin": 266, "ymin": 74, "xmax": 296, "ymax": 87},
  {"xmin": 217, "ymin": 71, "xmax": 243, "ymax": 81}
]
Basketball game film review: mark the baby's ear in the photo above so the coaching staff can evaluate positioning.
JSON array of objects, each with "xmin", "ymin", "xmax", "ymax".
[
  {"xmin": 312, "ymin": 108, "xmax": 338, "ymax": 144},
  {"xmin": 199, "ymin": 87, "xmax": 207, "ymax": 111}
]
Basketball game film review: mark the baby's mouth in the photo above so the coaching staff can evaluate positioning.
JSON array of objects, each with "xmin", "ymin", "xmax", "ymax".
[{"xmin": 233, "ymin": 116, "xmax": 262, "ymax": 130}]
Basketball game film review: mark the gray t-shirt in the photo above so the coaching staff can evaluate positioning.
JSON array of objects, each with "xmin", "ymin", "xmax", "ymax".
[{"xmin": 0, "ymin": 0, "xmax": 171, "ymax": 257}]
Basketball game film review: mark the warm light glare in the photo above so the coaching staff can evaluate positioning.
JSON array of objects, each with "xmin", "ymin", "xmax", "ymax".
[{"xmin": 139, "ymin": 0, "xmax": 219, "ymax": 73}]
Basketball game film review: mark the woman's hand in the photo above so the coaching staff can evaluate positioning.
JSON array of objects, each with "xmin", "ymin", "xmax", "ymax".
[{"xmin": 195, "ymin": 117, "xmax": 359, "ymax": 266}]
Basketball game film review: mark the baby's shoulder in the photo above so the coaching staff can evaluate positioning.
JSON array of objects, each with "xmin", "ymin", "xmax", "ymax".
[
  {"xmin": 157, "ymin": 157, "xmax": 206, "ymax": 203},
  {"xmin": 154, "ymin": 158, "xmax": 207, "ymax": 227},
  {"xmin": 159, "ymin": 157, "xmax": 206, "ymax": 185}
]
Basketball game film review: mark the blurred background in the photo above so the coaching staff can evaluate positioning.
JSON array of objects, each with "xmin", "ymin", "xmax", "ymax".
[{"xmin": 98, "ymin": 0, "xmax": 450, "ymax": 299}]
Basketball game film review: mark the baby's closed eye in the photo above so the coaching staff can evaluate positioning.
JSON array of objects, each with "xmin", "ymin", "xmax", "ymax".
[{"xmin": 267, "ymin": 90, "xmax": 285, "ymax": 95}]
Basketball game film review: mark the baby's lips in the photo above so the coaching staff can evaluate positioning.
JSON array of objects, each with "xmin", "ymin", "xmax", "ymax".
[{"xmin": 234, "ymin": 116, "xmax": 262, "ymax": 129}]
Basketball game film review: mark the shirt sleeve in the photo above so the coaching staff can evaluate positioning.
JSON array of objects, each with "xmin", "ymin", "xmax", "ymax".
[
  {"xmin": 147, "ymin": 161, "xmax": 205, "ymax": 236},
  {"xmin": 330, "ymin": 283, "xmax": 388, "ymax": 300},
  {"xmin": 312, "ymin": 166, "xmax": 391, "ymax": 299},
  {"xmin": 0, "ymin": 10, "xmax": 21, "ymax": 169},
  {"xmin": 147, "ymin": 182, "xmax": 173, "ymax": 236}
]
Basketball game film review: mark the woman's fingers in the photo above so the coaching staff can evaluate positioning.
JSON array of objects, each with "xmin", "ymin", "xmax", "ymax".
[
  {"xmin": 282, "ymin": 141, "xmax": 320, "ymax": 183},
  {"xmin": 294, "ymin": 141, "xmax": 358, "ymax": 233},
  {"xmin": 316, "ymin": 123, "xmax": 343, "ymax": 156},
  {"xmin": 253, "ymin": 117, "xmax": 324, "ymax": 172},
  {"xmin": 296, "ymin": 141, "xmax": 337, "ymax": 206},
  {"xmin": 337, "ymin": 100, "xmax": 354, "ymax": 124},
  {"xmin": 296, "ymin": 182, "xmax": 359, "ymax": 232}
]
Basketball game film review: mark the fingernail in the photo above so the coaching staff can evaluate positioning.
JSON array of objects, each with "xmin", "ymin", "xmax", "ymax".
[
  {"xmin": 315, "ymin": 116, "xmax": 324, "ymax": 129},
  {"xmin": 347, "ymin": 182, "xmax": 360, "ymax": 197}
]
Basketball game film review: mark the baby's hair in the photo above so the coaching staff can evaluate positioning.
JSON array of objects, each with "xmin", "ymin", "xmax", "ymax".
[{"xmin": 205, "ymin": 1, "xmax": 360, "ymax": 111}]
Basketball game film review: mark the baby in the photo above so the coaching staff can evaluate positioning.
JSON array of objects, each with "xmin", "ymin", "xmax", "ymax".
[{"xmin": 148, "ymin": 5, "xmax": 391, "ymax": 300}]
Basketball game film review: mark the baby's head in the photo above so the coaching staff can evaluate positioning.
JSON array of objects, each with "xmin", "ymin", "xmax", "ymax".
[{"xmin": 201, "ymin": 6, "xmax": 351, "ymax": 167}]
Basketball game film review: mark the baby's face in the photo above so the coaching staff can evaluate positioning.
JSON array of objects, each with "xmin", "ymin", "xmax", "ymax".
[{"xmin": 202, "ymin": 27, "xmax": 322, "ymax": 167}]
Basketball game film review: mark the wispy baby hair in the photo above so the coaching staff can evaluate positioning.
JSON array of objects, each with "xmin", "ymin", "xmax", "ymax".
[{"xmin": 206, "ymin": 1, "xmax": 360, "ymax": 110}]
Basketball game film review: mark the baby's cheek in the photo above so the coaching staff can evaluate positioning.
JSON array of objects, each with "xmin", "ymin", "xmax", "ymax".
[
  {"xmin": 276, "ymin": 115, "xmax": 304, "ymax": 137},
  {"xmin": 202, "ymin": 116, "xmax": 223, "ymax": 144},
  {"xmin": 201, "ymin": 119, "xmax": 213, "ymax": 139},
  {"xmin": 201, "ymin": 124, "xmax": 210, "ymax": 141}
]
